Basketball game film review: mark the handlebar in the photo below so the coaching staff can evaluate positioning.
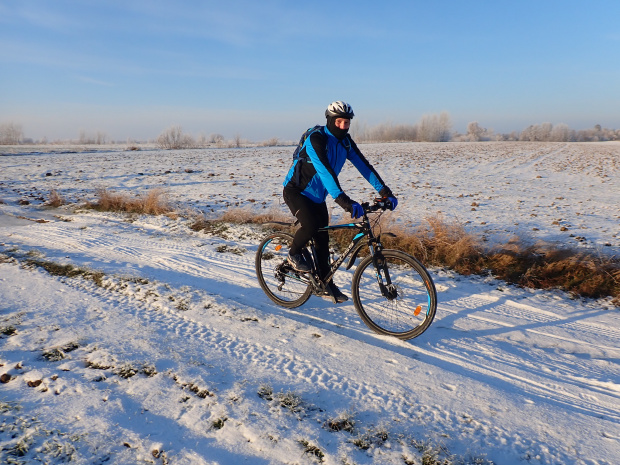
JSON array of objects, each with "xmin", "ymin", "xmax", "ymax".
[{"xmin": 363, "ymin": 197, "xmax": 395, "ymax": 213}]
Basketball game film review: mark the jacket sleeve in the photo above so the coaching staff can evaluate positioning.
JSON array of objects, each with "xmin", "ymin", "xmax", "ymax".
[
  {"xmin": 305, "ymin": 131, "xmax": 346, "ymax": 199},
  {"xmin": 347, "ymin": 138, "xmax": 390, "ymax": 194}
]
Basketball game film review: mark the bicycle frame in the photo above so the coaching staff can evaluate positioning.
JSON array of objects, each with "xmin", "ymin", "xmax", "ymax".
[
  {"xmin": 305, "ymin": 203, "xmax": 394, "ymax": 297},
  {"xmin": 256, "ymin": 198, "xmax": 437, "ymax": 339}
]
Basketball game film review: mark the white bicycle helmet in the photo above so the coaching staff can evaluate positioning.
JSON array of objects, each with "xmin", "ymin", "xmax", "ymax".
[{"xmin": 325, "ymin": 101, "xmax": 355, "ymax": 119}]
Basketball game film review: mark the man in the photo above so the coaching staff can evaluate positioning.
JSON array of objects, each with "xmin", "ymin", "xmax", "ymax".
[{"xmin": 282, "ymin": 101, "xmax": 398, "ymax": 303}]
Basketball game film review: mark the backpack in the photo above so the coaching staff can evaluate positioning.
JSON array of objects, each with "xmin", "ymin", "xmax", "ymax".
[
  {"xmin": 292, "ymin": 124, "xmax": 352, "ymax": 161},
  {"xmin": 290, "ymin": 125, "xmax": 352, "ymax": 185},
  {"xmin": 291, "ymin": 125, "xmax": 324, "ymax": 185},
  {"xmin": 292, "ymin": 125, "xmax": 324, "ymax": 162}
]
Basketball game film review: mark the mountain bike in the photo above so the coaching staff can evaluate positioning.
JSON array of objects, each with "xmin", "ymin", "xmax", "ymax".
[{"xmin": 255, "ymin": 199, "xmax": 437, "ymax": 340}]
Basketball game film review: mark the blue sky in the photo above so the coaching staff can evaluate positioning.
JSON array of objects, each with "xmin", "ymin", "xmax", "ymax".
[{"xmin": 1, "ymin": 0, "xmax": 619, "ymax": 142}]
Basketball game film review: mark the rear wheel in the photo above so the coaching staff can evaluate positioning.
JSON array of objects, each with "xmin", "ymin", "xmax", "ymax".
[
  {"xmin": 255, "ymin": 232, "xmax": 312, "ymax": 308},
  {"xmin": 351, "ymin": 249, "xmax": 437, "ymax": 340}
]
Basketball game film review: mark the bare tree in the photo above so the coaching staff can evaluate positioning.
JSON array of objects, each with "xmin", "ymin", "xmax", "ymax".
[
  {"xmin": 0, "ymin": 122, "xmax": 23, "ymax": 144},
  {"xmin": 417, "ymin": 112, "xmax": 452, "ymax": 142},
  {"xmin": 209, "ymin": 133, "xmax": 225, "ymax": 145},
  {"xmin": 355, "ymin": 122, "xmax": 418, "ymax": 142},
  {"xmin": 550, "ymin": 123, "xmax": 573, "ymax": 142},
  {"xmin": 520, "ymin": 123, "xmax": 555, "ymax": 142},
  {"xmin": 78, "ymin": 130, "xmax": 108, "ymax": 145},
  {"xmin": 260, "ymin": 137, "xmax": 279, "ymax": 147},
  {"xmin": 96, "ymin": 131, "xmax": 107, "ymax": 145},
  {"xmin": 467, "ymin": 121, "xmax": 484, "ymax": 141},
  {"xmin": 157, "ymin": 125, "xmax": 196, "ymax": 149}
]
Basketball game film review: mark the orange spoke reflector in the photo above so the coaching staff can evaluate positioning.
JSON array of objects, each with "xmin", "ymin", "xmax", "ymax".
[
  {"xmin": 275, "ymin": 245, "xmax": 283, "ymax": 251},
  {"xmin": 414, "ymin": 306, "xmax": 422, "ymax": 316}
]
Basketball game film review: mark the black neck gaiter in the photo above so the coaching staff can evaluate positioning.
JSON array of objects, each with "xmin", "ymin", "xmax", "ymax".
[{"xmin": 326, "ymin": 117, "xmax": 349, "ymax": 140}]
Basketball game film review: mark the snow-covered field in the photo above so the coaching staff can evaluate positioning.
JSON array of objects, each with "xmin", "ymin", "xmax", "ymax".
[{"xmin": 1, "ymin": 142, "xmax": 619, "ymax": 464}]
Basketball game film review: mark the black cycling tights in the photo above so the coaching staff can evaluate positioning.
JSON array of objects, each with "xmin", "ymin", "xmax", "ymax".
[{"xmin": 283, "ymin": 188, "xmax": 330, "ymax": 279}]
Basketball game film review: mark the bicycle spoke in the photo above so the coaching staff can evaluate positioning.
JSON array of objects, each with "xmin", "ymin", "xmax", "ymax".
[
  {"xmin": 255, "ymin": 232, "xmax": 312, "ymax": 308},
  {"xmin": 352, "ymin": 250, "xmax": 436, "ymax": 339}
]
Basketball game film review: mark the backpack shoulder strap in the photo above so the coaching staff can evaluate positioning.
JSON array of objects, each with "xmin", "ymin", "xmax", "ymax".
[{"xmin": 293, "ymin": 125, "xmax": 324, "ymax": 160}]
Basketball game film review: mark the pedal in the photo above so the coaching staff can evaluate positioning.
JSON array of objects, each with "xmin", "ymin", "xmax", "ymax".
[{"xmin": 315, "ymin": 285, "xmax": 336, "ymax": 303}]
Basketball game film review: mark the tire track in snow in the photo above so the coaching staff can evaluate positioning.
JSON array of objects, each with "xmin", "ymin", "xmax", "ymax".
[
  {"xmin": 63, "ymin": 270, "xmax": 394, "ymax": 411},
  {"xmin": 441, "ymin": 294, "xmax": 620, "ymax": 350},
  {"xmin": 6, "ymin": 219, "xmax": 259, "ymax": 288},
  {"xmin": 5, "ymin": 209, "xmax": 620, "ymax": 442},
  {"xmin": 433, "ymin": 294, "xmax": 620, "ymax": 421},
  {"xmin": 48, "ymin": 259, "xmax": 620, "ymax": 435}
]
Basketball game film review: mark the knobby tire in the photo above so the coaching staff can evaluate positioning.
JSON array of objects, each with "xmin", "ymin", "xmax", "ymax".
[
  {"xmin": 351, "ymin": 249, "xmax": 437, "ymax": 340},
  {"xmin": 255, "ymin": 232, "xmax": 312, "ymax": 308}
]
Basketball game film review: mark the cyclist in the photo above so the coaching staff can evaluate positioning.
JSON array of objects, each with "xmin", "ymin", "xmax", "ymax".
[{"xmin": 282, "ymin": 101, "xmax": 398, "ymax": 303}]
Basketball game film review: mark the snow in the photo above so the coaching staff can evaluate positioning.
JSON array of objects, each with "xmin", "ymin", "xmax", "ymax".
[{"xmin": 1, "ymin": 142, "xmax": 619, "ymax": 464}]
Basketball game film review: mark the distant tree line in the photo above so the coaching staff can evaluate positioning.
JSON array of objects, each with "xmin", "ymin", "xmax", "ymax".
[
  {"xmin": 155, "ymin": 125, "xmax": 248, "ymax": 149},
  {"xmin": 352, "ymin": 112, "xmax": 453, "ymax": 142},
  {"xmin": 1, "ymin": 118, "xmax": 619, "ymax": 146},
  {"xmin": 509, "ymin": 123, "xmax": 620, "ymax": 142},
  {"xmin": 352, "ymin": 115, "xmax": 620, "ymax": 143}
]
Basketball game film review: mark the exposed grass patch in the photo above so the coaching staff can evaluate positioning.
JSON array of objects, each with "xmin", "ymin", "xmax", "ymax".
[
  {"xmin": 215, "ymin": 245, "xmax": 246, "ymax": 255},
  {"xmin": 298, "ymin": 439, "xmax": 325, "ymax": 462},
  {"xmin": 182, "ymin": 382, "xmax": 213, "ymax": 398},
  {"xmin": 257, "ymin": 384, "xmax": 308, "ymax": 417},
  {"xmin": 1, "ymin": 325, "xmax": 17, "ymax": 337},
  {"xmin": 116, "ymin": 364, "xmax": 138, "ymax": 379},
  {"xmin": 85, "ymin": 359, "xmax": 113, "ymax": 371},
  {"xmin": 411, "ymin": 439, "xmax": 453, "ymax": 465},
  {"xmin": 87, "ymin": 188, "xmax": 177, "ymax": 217},
  {"xmin": 400, "ymin": 219, "xmax": 620, "ymax": 305},
  {"xmin": 170, "ymin": 373, "xmax": 214, "ymax": 399},
  {"xmin": 390, "ymin": 216, "xmax": 620, "ymax": 303},
  {"xmin": 211, "ymin": 417, "xmax": 228, "ymax": 430},
  {"xmin": 0, "ymin": 401, "xmax": 78, "ymax": 463},
  {"xmin": 24, "ymin": 258, "xmax": 105, "ymax": 287},
  {"xmin": 351, "ymin": 424, "xmax": 390, "ymax": 451},
  {"xmin": 324, "ymin": 411, "xmax": 356, "ymax": 433},
  {"xmin": 113, "ymin": 363, "xmax": 159, "ymax": 380},
  {"xmin": 257, "ymin": 383, "xmax": 274, "ymax": 401},
  {"xmin": 275, "ymin": 390, "xmax": 305, "ymax": 415},
  {"xmin": 41, "ymin": 348, "xmax": 67, "ymax": 362},
  {"xmin": 41, "ymin": 341, "xmax": 80, "ymax": 362}
]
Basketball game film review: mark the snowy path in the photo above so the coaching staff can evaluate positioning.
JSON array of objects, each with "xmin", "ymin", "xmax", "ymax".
[{"xmin": 2, "ymin": 206, "xmax": 619, "ymax": 464}]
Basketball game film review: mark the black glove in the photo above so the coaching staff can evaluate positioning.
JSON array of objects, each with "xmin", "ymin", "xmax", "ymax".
[
  {"xmin": 335, "ymin": 193, "xmax": 360, "ymax": 216},
  {"xmin": 379, "ymin": 187, "xmax": 398, "ymax": 211}
]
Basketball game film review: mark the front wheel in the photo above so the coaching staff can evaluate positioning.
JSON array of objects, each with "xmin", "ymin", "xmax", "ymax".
[
  {"xmin": 351, "ymin": 249, "xmax": 437, "ymax": 340},
  {"xmin": 255, "ymin": 232, "xmax": 312, "ymax": 308}
]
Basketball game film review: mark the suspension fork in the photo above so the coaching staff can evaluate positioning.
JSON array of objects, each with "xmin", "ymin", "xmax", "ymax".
[{"xmin": 371, "ymin": 245, "xmax": 398, "ymax": 300}]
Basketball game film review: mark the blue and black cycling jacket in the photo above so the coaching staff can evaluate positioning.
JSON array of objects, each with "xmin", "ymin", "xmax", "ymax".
[{"xmin": 283, "ymin": 125, "xmax": 391, "ymax": 205}]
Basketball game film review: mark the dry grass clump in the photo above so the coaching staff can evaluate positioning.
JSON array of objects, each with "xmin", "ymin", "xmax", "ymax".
[
  {"xmin": 388, "ymin": 215, "xmax": 485, "ymax": 274},
  {"xmin": 219, "ymin": 208, "xmax": 292, "ymax": 225},
  {"xmin": 214, "ymin": 209, "xmax": 620, "ymax": 305},
  {"xmin": 386, "ymin": 216, "xmax": 619, "ymax": 303},
  {"xmin": 87, "ymin": 188, "xmax": 176, "ymax": 217},
  {"xmin": 46, "ymin": 189, "xmax": 65, "ymax": 207},
  {"xmin": 190, "ymin": 208, "xmax": 292, "ymax": 233},
  {"xmin": 497, "ymin": 246, "xmax": 620, "ymax": 300}
]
